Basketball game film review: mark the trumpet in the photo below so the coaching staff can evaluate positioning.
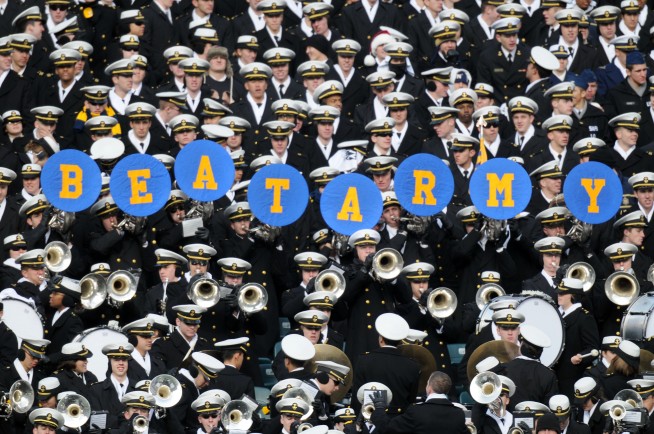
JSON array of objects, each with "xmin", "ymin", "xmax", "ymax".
[
  {"xmin": 48, "ymin": 207, "xmax": 75, "ymax": 234},
  {"xmin": 361, "ymin": 403, "xmax": 376, "ymax": 421},
  {"xmin": 314, "ymin": 269, "xmax": 346, "ymax": 299},
  {"xmin": 80, "ymin": 273, "xmax": 108, "ymax": 310},
  {"xmin": 370, "ymin": 248, "xmax": 404, "ymax": 282},
  {"xmin": 186, "ymin": 200, "xmax": 214, "ymax": 221},
  {"xmin": 297, "ymin": 422, "xmax": 314, "ymax": 432},
  {"xmin": 115, "ymin": 214, "xmax": 147, "ymax": 235},
  {"xmin": 475, "ymin": 283, "xmax": 505, "ymax": 310},
  {"xmin": 399, "ymin": 214, "xmax": 432, "ymax": 236},
  {"xmin": 509, "ymin": 427, "xmax": 525, "ymax": 434},
  {"xmin": 466, "ymin": 422, "xmax": 478, "ymax": 434},
  {"xmin": 132, "ymin": 415, "xmax": 148, "ymax": 433},
  {"xmin": 423, "ymin": 287, "xmax": 457, "ymax": 320},
  {"xmin": 331, "ymin": 232, "xmax": 350, "ymax": 257},
  {"xmin": 44, "ymin": 241, "xmax": 72, "ymax": 273},
  {"xmin": 482, "ymin": 218, "xmax": 507, "ymax": 242},
  {"xmin": 249, "ymin": 223, "xmax": 281, "ymax": 243},
  {"xmin": 605, "ymin": 271, "xmax": 639, "ymax": 306},
  {"xmin": 188, "ymin": 275, "xmax": 221, "ymax": 308},
  {"xmin": 567, "ymin": 216, "xmax": 592, "ymax": 244},
  {"xmin": 237, "ymin": 283, "xmax": 268, "ymax": 314}
]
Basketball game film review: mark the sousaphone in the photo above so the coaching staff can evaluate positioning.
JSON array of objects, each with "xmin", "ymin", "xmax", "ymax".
[
  {"xmin": 466, "ymin": 341, "xmax": 520, "ymax": 382},
  {"xmin": 305, "ymin": 344, "xmax": 353, "ymax": 403},
  {"xmin": 398, "ymin": 343, "xmax": 437, "ymax": 393}
]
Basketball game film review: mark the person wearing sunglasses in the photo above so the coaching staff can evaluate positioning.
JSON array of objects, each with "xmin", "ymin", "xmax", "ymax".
[
  {"xmin": 0, "ymin": 233, "xmax": 26, "ymax": 288},
  {"xmin": 304, "ymin": 360, "xmax": 350, "ymax": 426},
  {"xmin": 364, "ymin": 117, "xmax": 396, "ymax": 159},
  {"xmin": 355, "ymin": 71, "xmax": 395, "ymax": 127},
  {"xmin": 192, "ymin": 395, "xmax": 224, "ymax": 434},
  {"xmin": 472, "ymin": 106, "xmax": 519, "ymax": 160}
]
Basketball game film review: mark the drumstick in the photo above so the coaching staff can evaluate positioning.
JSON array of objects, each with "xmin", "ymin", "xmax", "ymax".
[{"xmin": 578, "ymin": 349, "xmax": 600, "ymax": 359}]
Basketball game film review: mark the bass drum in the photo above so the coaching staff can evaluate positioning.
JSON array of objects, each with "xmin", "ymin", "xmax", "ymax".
[
  {"xmin": 1, "ymin": 297, "xmax": 44, "ymax": 341},
  {"xmin": 476, "ymin": 294, "xmax": 565, "ymax": 367},
  {"xmin": 74, "ymin": 326, "xmax": 128, "ymax": 381},
  {"xmin": 621, "ymin": 293, "xmax": 654, "ymax": 341}
]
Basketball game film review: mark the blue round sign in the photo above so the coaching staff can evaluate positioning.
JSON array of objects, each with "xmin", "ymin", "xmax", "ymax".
[
  {"xmin": 320, "ymin": 173, "xmax": 383, "ymax": 236},
  {"xmin": 247, "ymin": 164, "xmax": 309, "ymax": 226},
  {"xmin": 395, "ymin": 153, "xmax": 454, "ymax": 216},
  {"xmin": 174, "ymin": 140, "xmax": 235, "ymax": 201},
  {"xmin": 41, "ymin": 149, "xmax": 102, "ymax": 212},
  {"xmin": 563, "ymin": 161, "xmax": 622, "ymax": 224},
  {"xmin": 110, "ymin": 154, "xmax": 171, "ymax": 217},
  {"xmin": 469, "ymin": 158, "xmax": 532, "ymax": 219}
]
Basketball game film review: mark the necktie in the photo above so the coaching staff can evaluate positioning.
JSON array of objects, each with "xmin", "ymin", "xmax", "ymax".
[
  {"xmin": 463, "ymin": 170, "xmax": 469, "ymax": 179},
  {"xmin": 507, "ymin": 53, "xmax": 513, "ymax": 63},
  {"xmin": 519, "ymin": 136, "xmax": 524, "ymax": 146},
  {"xmin": 396, "ymin": 131, "xmax": 402, "ymax": 139},
  {"xmin": 165, "ymin": 124, "xmax": 171, "ymax": 135},
  {"xmin": 119, "ymin": 383, "xmax": 125, "ymax": 397},
  {"xmin": 526, "ymin": 5, "xmax": 531, "ymax": 12},
  {"xmin": 140, "ymin": 142, "xmax": 145, "ymax": 152},
  {"xmin": 557, "ymin": 154, "xmax": 563, "ymax": 163},
  {"xmin": 166, "ymin": 10, "xmax": 172, "ymax": 24},
  {"xmin": 274, "ymin": 35, "xmax": 279, "ymax": 43},
  {"xmin": 279, "ymin": 83, "xmax": 284, "ymax": 96},
  {"xmin": 500, "ymin": 418, "xmax": 505, "ymax": 425},
  {"xmin": 569, "ymin": 46, "xmax": 574, "ymax": 56}
]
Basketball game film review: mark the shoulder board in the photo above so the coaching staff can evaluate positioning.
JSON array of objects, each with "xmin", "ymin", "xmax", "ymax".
[
  {"xmin": 583, "ymin": 308, "xmax": 589, "ymax": 314},
  {"xmin": 512, "ymin": 142, "xmax": 519, "ymax": 147},
  {"xmin": 163, "ymin": 336, "xmax": 170, "ymax": 341},
  {"xmin": 648, "ymin": 151, "xmax": 653, "ymax": 156},
  {"xmin": 529, "ymin": 149, "xmax": 544, "ymax": 158}
]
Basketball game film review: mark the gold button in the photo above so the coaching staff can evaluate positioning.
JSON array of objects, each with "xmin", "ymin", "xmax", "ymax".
[
  {"xmin": 117, "ymin": 258, "xmax": 121, "ymax": 263},
  {"xmin": 248, "ymin": 271, "xmax": 252, "ymax": 275},
  {"xmin": 439, "ymin": 341, "xmax": 444, "ymax": 345},
  {"xmin": 365, "ymin": 288, "xmax": 369, "ymax": 292},
  {"xmin": 436, "ymin": 244, "xmax": 441, "ymax": 248},
  {"xmin": 439, "ymin": 278, "xmax": 444, "ymax": 282},
  {"xmin": 212, "ymin": 311, "xmax": 216, "ymax": 316},
  {"xmin": 263, "ymin": 282, "xmax": 267, "ymax": 287},
  {"xmin": 367, "ymin": 325, "xmax": 372, "ymax": 329},
  {"xmin": 262, "ymin": 271, "xmax": 267, "ymax": 275},
  {"xmin": 152, "ymin": 240, "xmax": 157, "ymax": 245},
  {"xmin": 116, "ymin": 315, "xmax": 120, "ymax": 319},
  {"xmin": 425, "ymin": 341, "xmax": 429, "ymax": 345},
  {"xmin": 132, "ymin": 259, "xmax": 136, "ymax": 263},
  {"xmin": 212, "ymin": 325, "xmax": 216, "ymax": 329},
  {"xmin": 366, "ymin": 313, "xmax": 371, "ymax": 317},
  {"xmin": 365, "ymin": 300, "xmax": 370, "ymax": 304},
  {"xmin": 381, "ymin": 300, "xmax": 385, "ymax": 304}
]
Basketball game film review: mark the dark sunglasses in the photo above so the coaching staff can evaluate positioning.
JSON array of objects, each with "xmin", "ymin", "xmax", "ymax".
[
  {"xmin": 168, "ymin": 205, "xmax": 185, "ymax": 213},
  {"xmin": 266, "ymin": 13, "xmax": 282, "ymax": 17},
  {"xmin": 190, "ymin": 260, "xmax": 208, "ymax": 266},
  {"xmin": 39, "ymin": 120, "xmax": 57, "ymax": 126},
  {"xmin": 10, "ymin": 246, "xmax": 26, "ymax": 251},
  {"xmin": 485, "ymin": 122, "xmax": 500, "ymax": 128},
  {"xmin": 374, "ymin": 132, "xmax": 392, "ymax": 137},
  {"xmin": 49, "ymin": 5, "xmax": 69, "ymax": 10},
  {"xmin": 200, "ymin": 413, "xmax": 219, "ymax": 419}
]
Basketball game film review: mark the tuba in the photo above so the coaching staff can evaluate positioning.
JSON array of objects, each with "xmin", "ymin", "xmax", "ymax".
[
  {"xmin": 314, "ymin": 269, "xmax": 346, "ymax": 299},
  {"xmin": 424, "ymin": 287, "xmax": 457, "ymax": 319},
  {"xmin": 470, "ymin": 372, "xmax": 502, "ymax": 405},
  {"xmin": 107, "ymin": 270, "xmax": 138, "ymax": 305},
  {"xmin": 565, "ymin": 262, "xmax": 596, "ymax": 292},
  {"xmin": 371, "ymin": 248, "xmax": 404, "ymax": 282},
  {"xmin": 188, "ymin": 275, "xmax": 221, "ymax": 308},
  {"xmin": 0, "ymin": 380, "xmax": 34, "ymax": 418},
  {"xmin": 475, "ymin": 283, "xmax": 506, "ymax": 310},
  {"xmin": 80, "ymin": 273, "xmax": 108, "ymax": 310},
  {"xmin": 48, "ymin": 207, "xmax": 75, "ymax": 234},
  {"xmin": 44, "ymin": 241, "xmax": 72, "ymax": 273},
  {"xmin": 56, "ymin": 393, "xmax": 91, "ymax": 428},
  {"xmin": 149, "ymin": 375, "xmax": 183, "ymax": 408},
  {"xmin": 237, "ymin": 283, "xmax": 268, "ymax": 314},
  {"xmin": 605, "ymin": 271, "xmax": 639, "ymax": 306},
  {"xmin": 221, "ymin": 400, "xmax": 254, "ymax": 431}
]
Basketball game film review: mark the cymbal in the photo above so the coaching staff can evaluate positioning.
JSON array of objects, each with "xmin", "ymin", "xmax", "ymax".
[
  {"xmin": 640, "ymin": 349, "xmax": 654, "ymax": 374},
  {"xmin": 467, "ymin": 340, "xmax": 520, "ymax": 382},
  {"xmin": 398, "ymin": 344, "xmax": 437, "ymax": 393},
  {"xmin": 306, "ymin": 344, "xmax": 353, "ymax": 403}
]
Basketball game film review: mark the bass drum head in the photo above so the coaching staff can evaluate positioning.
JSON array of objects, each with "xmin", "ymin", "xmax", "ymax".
[
  {"xmin": 488, "ymin": 295, "xmax": 565, "ymax": 367},
  {"xmin": 621, "ymin": 293, "xmax": 654, "ymax": 341},
  {"xmin": 1, "ymin": 298, "xmax": 44, "ymax": 341},
  {"xmin": 74, "ymin": 327, "xmax": 128, "ymax": 381}
]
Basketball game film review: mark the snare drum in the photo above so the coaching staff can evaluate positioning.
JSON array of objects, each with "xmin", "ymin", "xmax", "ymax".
[
  {"xmin": 74, "ymin": 326, "xmax": 128, "ymax": 381},
  {"xmin": 621, "ymin": 293, "xmax": 654, "ymax": 341},
  {"xmin": 476, "ymin": 294, "xmax": 565, "ymax": 367},
  {"xmin": 1, "ymin": 297, "xmax": 44, "ymax": 341}
]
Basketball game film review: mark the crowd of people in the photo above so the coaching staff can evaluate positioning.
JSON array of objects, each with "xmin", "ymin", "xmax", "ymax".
[{"xmin": 2, "ymin": 0, "xmax": 654, "ymax": 431}]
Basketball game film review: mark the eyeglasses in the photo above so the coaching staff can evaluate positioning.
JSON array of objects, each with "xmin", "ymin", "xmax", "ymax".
[
  {"xmin": 374, "ymin": 132, "xmax": 392, "ymax": 137},
  {"xmin": 88, "ymin": 100, "xmax": 107, "ymax": 106},
  {"xmin": 133, "ymin": 21, "xmax": 146, "ymax": 25},
  {"xmin": 50, "ymin": 5, "xmax": 69, "ymax": 10},
  {"xmin": 10, "ymin": 246, "xmax": 26, "ymax": 251},
  {"xmin": 191, "ymin": 260, "xmax": 208, "ymax": 266},
  {"xmin": 200, "ymin": 413, "xmax": 219, "ymax": 419},
  {"xmin": 485, "ymin": 122, "xmax": 500, "ymax": 128}
]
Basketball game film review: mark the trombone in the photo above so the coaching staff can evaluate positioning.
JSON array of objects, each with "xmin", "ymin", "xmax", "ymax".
[
  {"xmin": 565, "ymin": 262, "xmax": 596, "ymax": 292},
  {"xmin": 80, "ymin": 273, "xmax": 108, "ymax": 310},
  {"xmin": 44, "ymin": 241, "xmax": 72, "ymax": 273},
  {"xmin": 423, "ymin": 287, "xmax": 457, "ymax": 320},
  {"xmin": 370, "ymin": 248, "xmax": 404, "ymax": 282},
  {"xmin": 605, "ymin": 271, "xmax": 639, "ymax": 306},
  {"xmin": 188, "ymin": 275, "xmax": 221, "ymax": 308},
  {"xmin": 237, "ymin": 283, "xmax": 268, "ymax": 314},
  {"xmin": 314, "ymin": 269, "xmax": 346, "ymax": 299}
]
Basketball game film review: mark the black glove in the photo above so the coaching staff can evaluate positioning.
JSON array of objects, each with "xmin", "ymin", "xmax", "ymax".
[
  {"xmin": 371, "ymin": 391, "xmax": 387, "ymax": 410},
  {"xmin": 419, "ymin": 288, "xmax": 433, "ymax": 307},
  {"xmin": 364, "ymin": 253, "xmax": 374, "ymax": 270},
  {"xmin": 195, "ymin": 226, "xmax": 210, "ymax": 241},
  {"xmin": 435, "ymin": 212, "xmax": 453, "ymax": 231},
  {"xmin": 473, "ymin": 218, "xmax": 483, "ymax": 232},
  {"xmin": 223, "ymin": 294, "xmax": 238, "ymax": 309},
  {"xmin": 42, "ymin": 207, "xmax": 54, "ymax": 225},
  {"xmin": 517, "ymin": 421, "xmax": 531, "ymax": 434},
  {"xmin": 312, "ymin": 398, "xmax": 324, "ymax": 417},
  {"xmin": 306, "ymin": 276, "xmax": 316, "ymax": 293},
  {"xmin": 290, "ymin": 421, "xmax": 300, "ymax": 434}
]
